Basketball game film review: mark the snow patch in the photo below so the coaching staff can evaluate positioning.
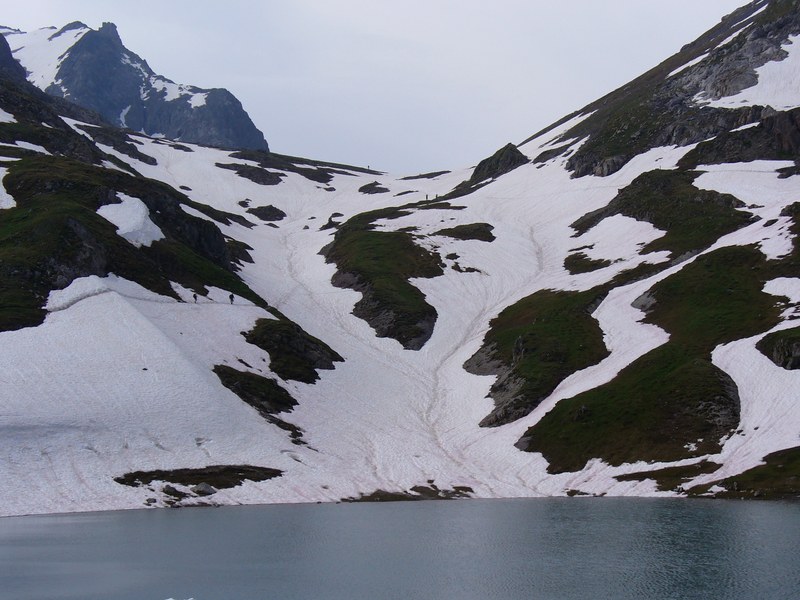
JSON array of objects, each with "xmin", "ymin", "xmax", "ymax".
[
  {"xmin": 189, "ymin": 93, "xmax": 208, "ymax": 108},
  {"xmin": 16, "ymin": 141, "xmax": 50, "ymax": 155},
  {"xmin": 0, "ymin": 107, "xmax": 15, "ymax": 123},
  {"xmin": 119, "ymin": 105, "xmax": 131, "ymax": 127},
  {"xmin": 696, "ymin": 34, "xmax": 800, "ymax": 110},
  {"xmin": 730, "ymin": 122, "xmax": 760, "ymax": 133},
  {"xmin": 694, "ymin": 161, "xmax": 799, "ymax": 260},
  {"xmin": 6, "ymin": 25, "xmax": 89, "ymax": 90},
  {"xmin": 668, "ymin": 52, "xmax": 709, "ymax": 78},
  {"xmin": 0, "ymin": 167, "xmax": 15, "ymax": 209},
  {"xmin": 96, "ymin": 193, "xmax": 164, "ymax": 248}
]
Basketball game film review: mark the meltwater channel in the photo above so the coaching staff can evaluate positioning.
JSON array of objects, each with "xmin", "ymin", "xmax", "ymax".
[{"xmin": 2, "ymin": 498, "xmax": 799, "ymax": 600}]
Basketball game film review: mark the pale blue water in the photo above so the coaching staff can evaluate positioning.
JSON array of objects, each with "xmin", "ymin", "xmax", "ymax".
[{"xmin": 1, "ymin": 498, "xmax": 799, "ymax": 600}]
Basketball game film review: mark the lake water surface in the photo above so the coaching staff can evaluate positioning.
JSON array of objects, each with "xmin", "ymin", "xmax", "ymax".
[{"xmin": 2, "ymin": 498, "xmax": 799, "ymax": 600}]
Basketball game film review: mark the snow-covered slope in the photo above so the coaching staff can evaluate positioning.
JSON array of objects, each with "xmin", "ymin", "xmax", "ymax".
[{"xmin": 2, "ymin": 0, "xmax": 800, "ymax": 516}]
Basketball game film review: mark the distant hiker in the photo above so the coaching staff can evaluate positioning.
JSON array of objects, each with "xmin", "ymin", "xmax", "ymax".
[
  {"xmin": 193, "ymin": 293, "xmax": 198, "ymax": 303},
  {"xmin": 229, "ymin": 293, "xmax": 234, "ymax": 304}
]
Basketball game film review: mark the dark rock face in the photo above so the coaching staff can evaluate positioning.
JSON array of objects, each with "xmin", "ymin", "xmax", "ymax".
[
  {"xmin": 757, "ymin": 329, "xmax": 800, "ymax": 370},
  {"xmin": 36, "ymin": 22, "xmax": 269, "ymax": 150},
  {"xmin": 0, "ymin": 34, "xmax": 25, "ymax": 82},
  {"xmin": 358, "ymin": 181, "xmax": 390, "ymax": 194},
  {"xmin": 680, "ymin": 107, "xmax": 800, "ymax": 168},
  {"xmin": 462, "ymin": 343, "xmax": 528, "ymax": 427},
  {"xmin": 246, "ymin": 204, "xmax": 287, "ymax": 222},
  {"xmin": 470, "ymin": 143, "xmax": 528, "ymax": 183},
  {"xmin": 443, "ymin": 142, "xmax": 528, "ymax": 199},
  {"xmin": 244, "ymin": 318, "xmax": 344, "ymax": 383}
]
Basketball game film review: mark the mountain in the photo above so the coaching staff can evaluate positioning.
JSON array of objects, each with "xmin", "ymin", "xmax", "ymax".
[
  {"xmin": 1, "ymin": 21, "xmax": 269, "ymax": 151},
  {"xmin": 1, "ymin": 0, "xmax": 800, "ymax": 516}
]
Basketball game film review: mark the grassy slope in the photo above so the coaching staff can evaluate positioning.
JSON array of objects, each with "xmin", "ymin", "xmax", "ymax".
[
  {"xmin": 472, "ymin": 288, "xmax": 610, "ymax": 426},
  {"xmin": 520, "ymin": 246, "xmax": 782, "ymax": 473},
  {"xmin": 0, "ymin": 155, "xmax": 267, "ymax": 331},
  {"xmin": 324, "ymin": 202, "xmax": 448, "ymax": 349}
]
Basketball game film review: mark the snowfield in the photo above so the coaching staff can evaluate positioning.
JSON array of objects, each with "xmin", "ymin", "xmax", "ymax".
[{"xmin": 2, "ymin": 108, "xmax": 798, "ymax": 516}]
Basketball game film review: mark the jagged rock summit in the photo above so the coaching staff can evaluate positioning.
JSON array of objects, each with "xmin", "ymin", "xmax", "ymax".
[{"xmin": 1, "ymin": 21, "xmax": 269, "ymax": 151}]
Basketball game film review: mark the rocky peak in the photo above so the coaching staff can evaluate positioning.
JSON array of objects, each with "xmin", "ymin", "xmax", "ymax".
[
  {"xmin": 0, "ymin": 33, "xmax": 25, "ymax": 83},
  {"xmin": 523, "ymin": 0, "xmax": 800, "ymax": 178},
  {"xmin": 4, "ymin": 21, "xmax": 269, "ymax": 151},
  {"xmin": 96, "ymin": 22, "xmax": 121, "ymax": 42}
]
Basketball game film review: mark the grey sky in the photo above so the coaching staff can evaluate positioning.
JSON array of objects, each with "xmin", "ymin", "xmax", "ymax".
[{"xmin": 4, "ymin": 1, "xmax": 746, "ymax": 174}]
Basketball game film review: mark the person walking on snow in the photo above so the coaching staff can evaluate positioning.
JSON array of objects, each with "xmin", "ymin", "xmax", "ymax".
[{"xmin": 229, "ymin": 293, "xmax": 234, "ymax": 304}]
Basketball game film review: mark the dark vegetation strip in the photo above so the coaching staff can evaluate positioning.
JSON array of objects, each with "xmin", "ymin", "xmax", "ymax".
[
  {"xmin": 464, "ymin": 287, "xmax": 610, "ymax": 427},
  {"xmin": 323, "ymin": 201, "xmax": 461, "ymax": 350},
  {"xmin": 213, "ymin": 364, "xmax": 308, "ymax": 445},
  {"xmin": 343, "ymin": 483, "xmax": 473, "ymax": 502},
  {"xmin": 615, "ymin": 460, "xmax": 722, "ymax": 493},
  {"xmin": 563, "ymin": 252, "xmax": 612, "ymax": 274},
  {"xmin": 519, "ymin": 246, "xmax": 782, "ymax": 474},
  {"xmin": 114, "ymin": 465, "xmax": 283, "ymax": 489},
  {"xmin": 434, "ymin": 222, "xmax": 495, "ymax": 242},
  {"xmin": 244, "ymin": 318, "xmax": 343, "ymax": 384}
]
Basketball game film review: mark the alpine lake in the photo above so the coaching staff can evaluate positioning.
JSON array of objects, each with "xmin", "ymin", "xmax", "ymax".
[{"xmin": 1, "ymin": 497, "xmax": 799, "ymax": 600}]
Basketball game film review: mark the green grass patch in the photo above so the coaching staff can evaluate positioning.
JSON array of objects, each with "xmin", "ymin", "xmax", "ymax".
[
  {"xmin": 324, "ymin": 202, "xmax": 447, "ymax": 349},
  {"xmin": 564, "ymin": 252, "xmax": 612, "ymax": 274},
  {"xmin": 571, "ymin": 170, "xmax": 753, "ymax": 260},
  {"xmin": 520, "ymin": 246, "xmax": 782, "ymax": 472},
  {"xmin": 0, "ymin": 154, "xmax": 267, "ymax": 331},
  {"xmin": 697, "ymin": 446, "xmax": 800, "ymax": 500},
  {"xmin": 468, "ymin": 287, "xmax": 610, "ymax": 426},
  {"xmin": 244, "ymin": 318, "xmax": 343, "ymax": 383}
]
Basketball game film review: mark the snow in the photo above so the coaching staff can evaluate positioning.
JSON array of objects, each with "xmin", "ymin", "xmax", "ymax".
[
  {"xmin": 189, "ymin": 93, "xmax": 208, "ymax": 108},
  {"xmin": 15, "ymin": 141, "xmax": 50, "ymax": 155},
  {"xmin": 568, "ymin": 214, "xmax": 670, "ymax": 269},
  {"xmin": 668, "ymin": 52, "xmax": 710, "ymax": 78},
  {"xmin": 119, "ymin": 105, "xmax": 131, "ymax": 128},
  {"xmin": 0, "ymin": 107, "xmax": 16, "ymax": 123},
  {"xmin": 0, "ymin": 275, "xmax": 294, "ymax": 515},
  {"xmin": 0, "ymin": 167, "xmax": 15, "ymax": 209},
  {"xmin": 6, "ymin": 25, "xmax": 89, "ymax": 90},
  {"xmin": 149, "ymin": 76, "xmax": 208, "ymax": 108},
  {"xmin": 4, "ymin": 43, "xmax": 800, "ymax": 512},
  {"xmin": 716, "ymin": 26, "xmax": 749, "ymax": 50},
  {"xmin": 96, "ymin": 193, "xmax": 164, "ymax": 248},
  {"xmin": 730, "ymin": 122, "xmax": 760, "ymax": 133},
  {"xmin": 696, "ymin": 34, "xmax": 800, "ymax": 110},
  {"xmin": 694, "ymin": 161, "xmax": 799, "ymax": 260}
]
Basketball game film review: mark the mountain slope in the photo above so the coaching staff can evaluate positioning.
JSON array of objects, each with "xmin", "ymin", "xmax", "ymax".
[
  {"xmin": 1, "ymin": 22, "xmax": 268, "ymax": 151},
  {"xmin": 1, "ymin": 0, "xmax": 800, "ymax": 516}
]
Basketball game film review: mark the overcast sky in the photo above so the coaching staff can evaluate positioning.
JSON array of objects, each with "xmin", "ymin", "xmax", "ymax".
[{"xmin": 5, "ymin": 1, "xmax": 746, "ymax": 174}]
